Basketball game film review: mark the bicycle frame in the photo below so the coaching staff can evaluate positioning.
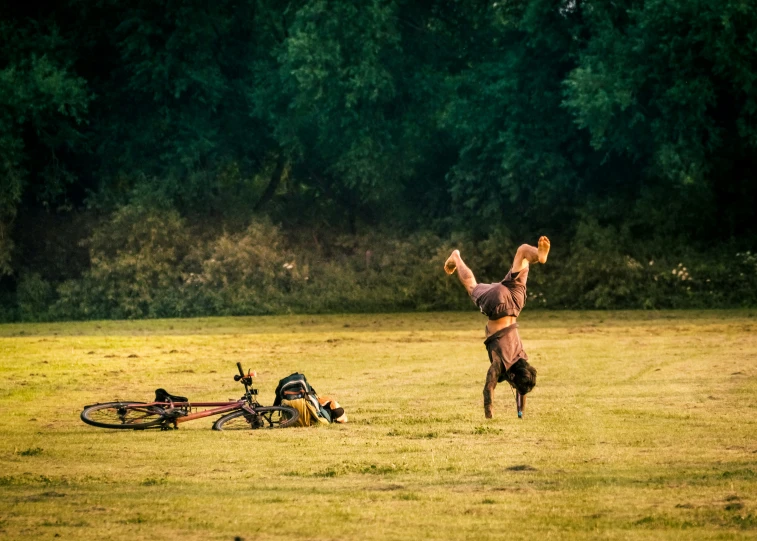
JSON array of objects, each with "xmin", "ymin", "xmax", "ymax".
[
  {"xmin": 127, "ymin": 399, "xmax": 255, "ymax": 425},
  {"xmin": 146, "ymin": 362, "xmax": 263, "ymax": 426}
]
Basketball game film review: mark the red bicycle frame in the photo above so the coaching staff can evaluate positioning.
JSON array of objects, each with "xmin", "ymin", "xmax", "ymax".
[{"xmin": 127, "ymin": 399, "xmax": 255, "ymax": 425}]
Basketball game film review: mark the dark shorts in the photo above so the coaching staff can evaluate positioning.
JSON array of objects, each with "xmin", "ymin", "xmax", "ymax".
[
  {"xmin": 470, "ymin": 283, "xmax": 525, "ymax": 319},
  {"xmin": 470, "ymin": 266, "xmax": 529, "ymax": 319}
]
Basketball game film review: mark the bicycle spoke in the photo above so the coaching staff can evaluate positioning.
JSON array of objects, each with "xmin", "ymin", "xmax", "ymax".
[
  {"xmin": 218, "ymin": 413, "xmax": 253, "ymax": 430},
  {"xmin": 123, "ymin": 412, "xmax": 158, "ymax": 424},
  {"xmin": 259, "ymin": 411, "xmax": 278, "ymax": 427}
]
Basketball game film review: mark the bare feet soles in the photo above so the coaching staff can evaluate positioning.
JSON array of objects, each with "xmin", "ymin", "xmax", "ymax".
[
  {"xmin": 444, "ymin": 249, "xmax": 460, "ymax": 275},
  {"xmin": 537, "ymin": 236, "xmax": 550, "ymax": 264}
]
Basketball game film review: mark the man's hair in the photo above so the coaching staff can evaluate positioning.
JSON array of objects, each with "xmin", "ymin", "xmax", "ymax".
[{"xmin": 508, "ymin": 359, "xmax": 537, "ymax": 395}]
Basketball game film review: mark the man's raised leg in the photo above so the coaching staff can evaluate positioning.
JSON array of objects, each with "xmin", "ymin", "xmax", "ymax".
[
  {"xmin": 511, "ymin": 236, "xmax": 551, "ymax": 272},
  {"xmin": 444, "ymin": 250, "xmax": 477, "ymax": 295}
]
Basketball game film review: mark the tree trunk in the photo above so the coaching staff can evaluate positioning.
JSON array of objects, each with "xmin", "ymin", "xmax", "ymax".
[{"xmin": 253, "ymin": 156, "xmax": 286, "ymax": 211}]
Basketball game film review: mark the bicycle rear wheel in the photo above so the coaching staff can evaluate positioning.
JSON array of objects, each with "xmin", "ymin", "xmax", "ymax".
[
  {"xmin": 212, "ymin": 406, "xmax": 299, "ymax": 431},
  {"xmin": 81, "ymin": 401, "xmax": 167, "ymax": 429}
]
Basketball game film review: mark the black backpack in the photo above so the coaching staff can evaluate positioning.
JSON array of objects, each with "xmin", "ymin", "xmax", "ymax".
[{"xmin": 274, "ymin": 373, "xmax": 331, "ymax": 422}]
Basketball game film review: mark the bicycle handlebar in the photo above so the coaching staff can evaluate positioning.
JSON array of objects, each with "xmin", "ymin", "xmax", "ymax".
[{"xmin": 235, "ymin": 363, "xmax": 254, "ymax": 388}]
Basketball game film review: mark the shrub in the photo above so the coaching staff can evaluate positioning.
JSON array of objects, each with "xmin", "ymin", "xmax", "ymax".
[
  {"xmin": 181, "ymin": 220, "xmax": 304, "ymax": 315},
  {"xmin": 528, "ymin": 220, "xmax": 757, "ymax": 310},
  {"xmin": 0, "ymin": 290, "xmax": 15, "ymax": 322},
  {"xmin": 54, "ymin": 204, "xmax": 189, "ymax": 319},
  {"xmin": 11, "ymin": 210, "xmax": 757, "ymax": 321},
  {"xmin": 16, "ymin": 273, "xmax": 55, "ymax": 322}
]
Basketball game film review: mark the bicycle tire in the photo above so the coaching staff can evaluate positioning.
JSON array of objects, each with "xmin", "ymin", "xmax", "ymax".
[
  {"xmin": 212, "ymin": 406, "xmax": 299, "ymax": 431},
  {"xmin": 81, "ymin": 401, "xmax": 167, "ymax": 429}
]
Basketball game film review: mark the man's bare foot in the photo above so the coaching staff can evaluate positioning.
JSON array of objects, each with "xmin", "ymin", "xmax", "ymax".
[
  {"xmin": 444, "ymin": 249, "xmax": 460, "ymax": 275},
  {"xmin": 537, "ymin": 236, "xmax": 550, "ymax": 264}
]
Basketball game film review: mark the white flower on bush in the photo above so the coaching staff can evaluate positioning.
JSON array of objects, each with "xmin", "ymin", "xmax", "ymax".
[
  {"xmin": 184, "ymin": 272, "xmax": 206, "ymax": 285},
  {"xmin": 672, "ymin": 263, "xmax": 691, "ymax": 281},
  {"xmin": 736, "ymin": 251, "xmax": 757, "ymax": 273},
  {"xmin": 626, "ymin": 257, "xmax": 642, "ymax": 269}
]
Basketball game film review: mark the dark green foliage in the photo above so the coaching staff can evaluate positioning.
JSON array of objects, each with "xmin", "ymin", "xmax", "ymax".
[
  {"xmin": 445, "ymin": 0, "xmax": 588, "ymax": 235},
  {"xmin": 1, "ymin": 0, "xmax": 756, "ymax": 320},
  {"xmin": 9, "ymin": 216, "xmax": 757, "ymax": 321},
  {"xmin": 564, "ymin": 0, "xmax": 757, "ymax": 239},
  {"xmin": 17, "ymin": 273, "xmax": 54, "ymax": 322},
  {"xmin": 0, "ymin": 17, "xmax": 90, "ymax": 275}
]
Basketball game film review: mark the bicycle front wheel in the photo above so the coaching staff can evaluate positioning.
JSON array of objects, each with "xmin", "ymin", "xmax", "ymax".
[
  {"xmin": 212, "ymin": 406, "xmax": 299, "ymax": 431},
  {"xmin": 81, "ymin": 402, "xmax": 167, "ymax": 429}
]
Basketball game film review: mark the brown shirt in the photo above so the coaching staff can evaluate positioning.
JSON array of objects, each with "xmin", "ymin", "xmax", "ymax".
[{"xmin": 484, "ymin": 323, "xmax": 528, "ymax": 372}]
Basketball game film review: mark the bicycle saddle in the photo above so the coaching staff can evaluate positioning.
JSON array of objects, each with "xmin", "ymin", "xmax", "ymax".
[{"xmin": 154, "ymin": 388, "xmax": 189, "ymax": 403}]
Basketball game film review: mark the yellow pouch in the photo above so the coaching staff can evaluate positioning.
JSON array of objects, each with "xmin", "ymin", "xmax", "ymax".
[{"xmin": 282, "ymin": 398, "xmax": 329, "ymax": 427}]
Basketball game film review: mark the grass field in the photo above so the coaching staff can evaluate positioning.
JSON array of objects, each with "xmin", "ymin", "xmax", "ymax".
[{"xmin": 1, "ymin": 310, "xmax": 756, "ymax": 540}]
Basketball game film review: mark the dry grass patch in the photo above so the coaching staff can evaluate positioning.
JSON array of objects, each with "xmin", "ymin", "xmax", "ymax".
[{"xmin": 1, "ymin": 310, "xmax": 756, "ymax": 540}]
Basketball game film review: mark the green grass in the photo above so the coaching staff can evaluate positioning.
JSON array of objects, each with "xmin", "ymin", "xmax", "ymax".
[{"xmin": 1, "ymin": 310, "xmax": 756, "ymax": 540}]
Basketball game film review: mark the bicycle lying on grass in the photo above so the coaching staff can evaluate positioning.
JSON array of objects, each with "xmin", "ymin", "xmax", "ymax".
[{"xmin": 81, "ymin": 363, "xmax": 299, "ymax": 431}]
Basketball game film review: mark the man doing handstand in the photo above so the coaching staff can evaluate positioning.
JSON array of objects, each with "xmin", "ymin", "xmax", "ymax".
[{"xmin": 444, "ymin": 237, "xmax": 550, "ymax": 418}]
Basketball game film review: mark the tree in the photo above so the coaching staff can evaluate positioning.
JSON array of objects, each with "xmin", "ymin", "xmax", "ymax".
[
  {"xmin": 565, "ymin": 0, "xmax": 757, "ymax": 240},
  {"xmin": 443, "ymin": 0, "xmax": 591, "ymax": 237},
  {"xmin": 0, "ymin": 17, "xmax": 90, "ymax": 275}
]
